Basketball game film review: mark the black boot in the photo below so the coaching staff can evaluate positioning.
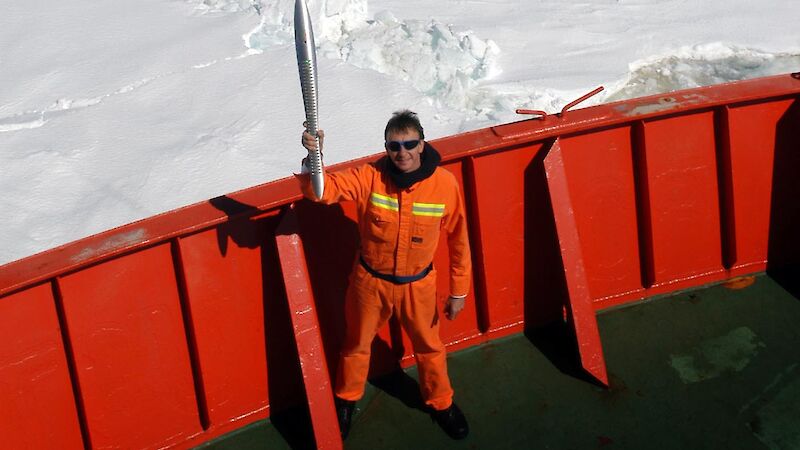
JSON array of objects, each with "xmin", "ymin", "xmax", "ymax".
[
  {"xmin": 335, "ymin": 397, "xmax": 356, "ymax": 439},
  {"xmin": 431, "ymin": 402, "xmax": 469, "ymax": 440}
]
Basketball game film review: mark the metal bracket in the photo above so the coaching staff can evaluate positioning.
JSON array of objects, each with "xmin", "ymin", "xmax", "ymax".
[
  {"xmin": 515, "ymin": 108, "xmax": 548, "ymax": 119},
  {"xmin": 516, "ymin": 86, "xmax": 605, "ymax": 120}
]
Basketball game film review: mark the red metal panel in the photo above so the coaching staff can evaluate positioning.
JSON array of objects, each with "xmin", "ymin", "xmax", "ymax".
[
  {"xmin": 726, "ymin": 100, "xmax": 794, "ymax": 274},
  {"xmin": 544, "ymin": 140, "xmax": 609, "ymax": 386},
  {"xmin": 276, "ymin": 207, "xmax": 342, "ymax": 450},
  {"xmin": 58, "ymin": 244, "xmax": 202, "ymax": 449},
  {"xmin": 0, "ymin": 284, "xmax": 84, "ymax": 450},
  {"xmin": 641, "ymin": 112, "xmax": 724, "ymax": 286},
  {"xmin": 470, "ymin": 142, "xmax": 558, "ymax": 330},
  {"xmin": 559, "ymin": 127, "xmax": 643, "ymax": 303},
  {"xmin": 177, "ymin": 215, "xmax": 273, "ymax": 427},
  {"xmin": 434, "ymin": 161, "xmax": 481, "ymax": 348}
]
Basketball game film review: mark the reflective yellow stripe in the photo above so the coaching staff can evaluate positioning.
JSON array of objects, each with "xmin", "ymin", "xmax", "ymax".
[
  {"xmin": 413, "ymin": 202, "xmax": 446, "ymax": 209},
  {"xmin": 413, "ymin": 211, "xmax": 445, "ymax": 217},
  {"xmin": 372, "ymin": 192, "xmax": 398, "ymax": 203},
  {"xmin": 412, "ymin": 202, "xmax": 445, "ymax": 217},
  {"xmin": 370, "ymin": 192, "xmax": 399, "ymax": 212}
]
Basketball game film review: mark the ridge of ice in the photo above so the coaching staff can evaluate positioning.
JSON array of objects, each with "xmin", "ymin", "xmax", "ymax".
[
  {"xmin": 604, "ymin": 43, "xmax": 800, "ymax": 102},
  {"xmin": 462, "ymin": 43, "xmax": 800, "ymax": 130},
  {"xmin": 236, "ymin": 0, "xmax": 501, "ymax": 112},
  {"xmin": 190, "ymin": 1, "xmax": 798, "ymax": 130}
]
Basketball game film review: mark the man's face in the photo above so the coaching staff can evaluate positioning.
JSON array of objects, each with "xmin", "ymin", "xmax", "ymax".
[{"xmin": 385, "ymin": 128, "xmax": 423, "ymax": 173}]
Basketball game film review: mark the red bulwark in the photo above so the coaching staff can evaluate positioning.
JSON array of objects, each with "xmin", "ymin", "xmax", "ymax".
[
  {"xmin": 559, "ymin": 127, "xmax": 643, "ymax": 304},
  {"xmin": 58, "ymin": 244, "xmax": 202, "ymax": 449},
  {"xmin": 436, "ymin": 160, "xmax": 481, "ymax": 349},
  {"xmin": 469, "ymin": 143, "xmax": 545, "ymax": 330},
  {"xmin": 0, "ymin": 284, "xmax": 84, "ymax": 449},
  {"xmin": 641, "ymin": 112, "xmax": 724, "ymax": 286},
  {"xmin": 725, "ymin": 100, "xmax": 794, "ymax": 274},
  {"xmin": 1, "ymin": 74, "xmax": 799, "ymax": 450},
  {"xmin": 177, "ymin": 218, "xmax": 271, "ymax": 427}
]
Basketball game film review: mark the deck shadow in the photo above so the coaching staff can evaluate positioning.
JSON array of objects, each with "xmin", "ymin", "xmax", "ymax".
[
  {"xmin": 268, "ymin": 406, "xmax": 316, "ymax": 450},
  {"xmin": 368, "ymin": 369, "xmax": 427, "ymax": 412},
  {"xmin": 767, "ymin": 264, "xmax": 800, "ymax": 300},
  {"xmin": 365, "ymin": 335, "xmax": 427, "ymax": 413},
  {"xmin": 525, "ymin": 321, "xmax": 606, "ymax": 388}
]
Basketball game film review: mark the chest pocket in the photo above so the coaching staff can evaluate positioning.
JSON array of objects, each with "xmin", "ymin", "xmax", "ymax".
[
  {"xmin": 366, "ymin": 193, "xmax": 399, "ymax": 244},
  {"xmin": 367, "ymin": 208, "xmax": 397, "ymax": 243},
  {"xmin": 410, "ymin": 201, "xmax": 445, "ymax": 249}
]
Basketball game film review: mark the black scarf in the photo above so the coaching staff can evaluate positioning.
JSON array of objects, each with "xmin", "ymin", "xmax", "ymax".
[{"xmin": 379, "ymin": 142, "xmax": 441, "ymax": 189}]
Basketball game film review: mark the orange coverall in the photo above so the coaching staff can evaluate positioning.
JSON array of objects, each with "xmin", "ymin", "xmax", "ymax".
[{"xmin": 298, "ymin": 160, "xmax": 471, "ymax": 410}]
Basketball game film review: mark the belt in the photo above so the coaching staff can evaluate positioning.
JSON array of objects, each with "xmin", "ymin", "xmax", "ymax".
[{"xmin": 359, "ymin": 255, "xmax": 433, "ymax": 284}]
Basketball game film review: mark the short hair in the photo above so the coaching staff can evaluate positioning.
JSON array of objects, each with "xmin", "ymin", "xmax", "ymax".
[{"xmin": 384, "ymin": 110, "xmax": 425, "ymax": 140}]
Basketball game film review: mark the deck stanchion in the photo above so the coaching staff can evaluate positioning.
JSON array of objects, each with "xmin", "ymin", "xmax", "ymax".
[
  {"xmin": 543, "ymin": 139, "xmax": 609, "ymax": 386},
  {"xmin": 275, "ymin": 205, "xmax": 343, "ymax": 450}
]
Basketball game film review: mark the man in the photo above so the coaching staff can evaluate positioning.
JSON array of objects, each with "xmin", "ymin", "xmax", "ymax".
[{"xmin": 297, "ymin": 110, "xmax": 471, "ymax": 440}]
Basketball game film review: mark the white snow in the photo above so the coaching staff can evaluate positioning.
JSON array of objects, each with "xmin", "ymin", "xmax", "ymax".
[{"xmin": 1, "ymin": 0, "xmax": 798, "ymax": 266}]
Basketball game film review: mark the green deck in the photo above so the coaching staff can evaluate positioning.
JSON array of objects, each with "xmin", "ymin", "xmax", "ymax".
[{"xmin": 196, "ymin": 272, "xmax": 800, "ymax": 449}]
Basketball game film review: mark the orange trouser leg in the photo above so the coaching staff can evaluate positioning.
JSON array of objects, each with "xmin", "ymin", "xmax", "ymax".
[
  {"xmin": 399, "ymin": 269, "xmax": 454, "ymax": 411},
  {"xmin": 335, "ymin": 267, "xmax": 454, "ymax": 410},
  {"xmin": 335, "ymin": 265, "xmax": 392, "ymax": 401}
]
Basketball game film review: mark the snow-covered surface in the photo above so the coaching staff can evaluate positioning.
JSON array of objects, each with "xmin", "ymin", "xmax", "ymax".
[{"xmin": 1, "ymin": 0, "xmax": 798, "ymax": 266}]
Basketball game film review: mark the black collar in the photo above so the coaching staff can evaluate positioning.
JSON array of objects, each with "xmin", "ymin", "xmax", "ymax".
[{"xmin": 379, "ymin": 142, "xmax": 441, "ymax": 189}]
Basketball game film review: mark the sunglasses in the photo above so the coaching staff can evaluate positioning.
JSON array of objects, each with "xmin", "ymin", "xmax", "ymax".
[{"xmin": 385, "ymin": 139, "xmax": 420, "ymax": 152}]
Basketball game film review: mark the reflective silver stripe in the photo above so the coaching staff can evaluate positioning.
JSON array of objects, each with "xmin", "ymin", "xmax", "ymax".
[
  {"xmin": 412, "ymin": 202, "xmax": 445, "ymax": 217},
  {"xmin": 370, "ymin": 192, "xmax": 399, "ymax": 211}
]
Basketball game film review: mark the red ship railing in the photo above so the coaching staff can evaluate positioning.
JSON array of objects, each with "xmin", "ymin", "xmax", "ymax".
[{"xmin": 2, "ymin": 73, "xmax": 799, "ymax": 449}]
